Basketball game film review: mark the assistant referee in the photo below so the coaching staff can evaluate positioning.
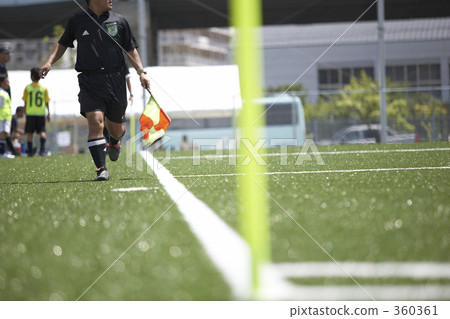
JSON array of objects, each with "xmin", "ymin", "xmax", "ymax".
[{"xmin": 39, "ymin": 0, "xmax": 150, "ymax": 181}]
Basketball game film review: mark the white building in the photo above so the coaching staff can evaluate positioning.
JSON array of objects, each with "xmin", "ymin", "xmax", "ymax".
[
  {"xmin": 4, "ymin": 27, "xmax": 233, "ymax": 70},
  {"xmin": 158, "ymin": 28, "xmax": 232, "ymax": 66}
]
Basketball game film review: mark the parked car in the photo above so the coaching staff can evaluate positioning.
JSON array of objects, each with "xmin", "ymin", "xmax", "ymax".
[{"xmin": 318, "ymin": 124, "xmax": 415, "ymax": 145}]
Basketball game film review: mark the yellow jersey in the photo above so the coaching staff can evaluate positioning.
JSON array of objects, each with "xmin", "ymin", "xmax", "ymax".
[
  {"xmin": 0, "ymin": 88, "xmax": 12, "ymax": 121},
  {"xmin": 23, "ymin": 82, "xmax": 50, "ymax": 116}
]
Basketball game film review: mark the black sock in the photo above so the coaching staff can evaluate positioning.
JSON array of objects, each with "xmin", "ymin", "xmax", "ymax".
[
  {"xmin": 87, "ymin": 138, "xmax": 107, "ymax": 169},
  {"xmin": 109, "ymin": 130, "xmax": 125, "ymax": 146},
  {"xmin": 27, "ymin": 141, "xmax": 33, "ymax": 155},
  {"xmin": 109, "ymin": 136, "xmax": 119, "ymax": 145},
  {"xmin": 40, "ymin": 137, "xmax": 46, "ymax": 153},
  {"xmin": 5, "ymin": 136, "xmax": 15, "ymax": 155}
]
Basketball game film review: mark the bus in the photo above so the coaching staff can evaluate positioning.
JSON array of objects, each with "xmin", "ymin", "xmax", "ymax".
[{"xmin": 159, "ymin": 94, "xmax": 305, "ymax": 151}]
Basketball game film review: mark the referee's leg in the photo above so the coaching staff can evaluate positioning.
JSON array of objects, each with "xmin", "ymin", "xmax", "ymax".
[
  {"xmin": 86, "ymin": 111, "xmax": 108, "ymax": 180},
  {"xmin": 104, "ymin": 118, "xmax": 125, "ymax": 140},
  {"xmin": 104, "ymin": 118, "xmax": 125, "ymax": 162}
]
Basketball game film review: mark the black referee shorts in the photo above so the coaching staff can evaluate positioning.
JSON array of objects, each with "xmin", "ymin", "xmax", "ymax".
[
  {"xmin": 25, "ymin": 115, "xmax": 46, "ymax": 134},
  {"xmin": 78, "ymin": 70, "xmax": 127, "ymax": 123}
]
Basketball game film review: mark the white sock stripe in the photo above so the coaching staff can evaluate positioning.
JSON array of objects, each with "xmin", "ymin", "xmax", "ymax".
[{"xmin": 87, "ymin": 139, "xmax": 107, "ymax": 147}]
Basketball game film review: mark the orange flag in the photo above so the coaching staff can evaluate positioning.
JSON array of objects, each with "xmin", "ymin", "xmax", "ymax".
[{"xmin": 139, "ymin": 94, "xmax": 171, "ymax": 146}]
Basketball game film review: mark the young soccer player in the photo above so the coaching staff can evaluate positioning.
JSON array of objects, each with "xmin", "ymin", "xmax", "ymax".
[
  {"xmin": 0, "ymin": 77, "xmax": 14, "ymax": 158},
  {"xmin": 23, "ymin": 67, "xmax": 51, "ymax": 157}
]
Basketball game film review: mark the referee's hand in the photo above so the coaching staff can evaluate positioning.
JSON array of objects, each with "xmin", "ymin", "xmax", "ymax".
[
  {"xmin": 139, "ymin": 73, "xmax": 150, "ymax": 90},
  {"xmin": 40, "ymin": 62, "xmax": 51, "ymax": 79}
]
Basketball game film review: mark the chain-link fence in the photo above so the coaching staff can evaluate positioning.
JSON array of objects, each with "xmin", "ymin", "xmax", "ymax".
[
  {"xmin": 300, "ymin": 87, "xmax": 450, "ymax": 144},
  {"xmin": 307, "ymin": 115, "xmax": 449, "ymax": 144}
]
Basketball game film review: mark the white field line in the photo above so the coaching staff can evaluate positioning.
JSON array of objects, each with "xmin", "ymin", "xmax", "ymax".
[
  {"xmin": 261, "ymin": 262, "xmax": 450, "ymax": 300},
  {"xmin": 175, "ymin": 166, "xmax": 450, "ymax": 178},
  {"xmin": 140, "ymin": 150, "xmax": 252, "ymax": 300},
  {"xmin": 112, "ymin": 187, "xmax": 159, "ymax": 192},
  {"xmin": 272, "ymin": 262, "xmax": 450, "ymax": 279},
  {"xmin": 156, "ymin": 147, "xmax": 450, "ymax": 161},
  {"xmin": 275, "ymin": 284, "xmax": 450, "ymax": 301}
]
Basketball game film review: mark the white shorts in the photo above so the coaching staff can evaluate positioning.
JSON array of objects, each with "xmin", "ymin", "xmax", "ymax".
[{"xmin": 0, "ymin": 119, "xmax": 11, "ymax": 134}]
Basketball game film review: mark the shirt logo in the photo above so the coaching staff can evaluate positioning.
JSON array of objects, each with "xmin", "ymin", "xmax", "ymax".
[
  {"xmin": 82, "ymin": 30, "xmax": 90, "ymax": 36},
  {"xmin": 106, "ymin": 22, "xmax": 118, "ymax": 37}
]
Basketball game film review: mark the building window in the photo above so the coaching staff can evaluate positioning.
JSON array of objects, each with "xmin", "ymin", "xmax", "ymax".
[
  {"xmin": 318, "ymin": 67, "xmax": 374, "ymax": 90},
  {"xmin": 386, "ymin": 63, "xmax": 441, "ymax": 86},
  {"xmin": 407, "ymin": 65, "xmax": 417, "ymax": 82}
]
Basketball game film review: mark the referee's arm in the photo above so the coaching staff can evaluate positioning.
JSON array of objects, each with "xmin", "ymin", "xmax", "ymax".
[
  {"xmin": 40, "ymin": 43, "xmax": 68, "ymax": 78},
  {"xmin": 127, "ymin": 48, "xmax": 150, "ymax": 90}
]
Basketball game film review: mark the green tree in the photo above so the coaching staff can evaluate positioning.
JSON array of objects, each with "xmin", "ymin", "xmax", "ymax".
[
  {"xmin": 321, "ymin": 72, "xmax": 415, "ymax": 132},
  {"xmin": 266, "ymin": 83, "xmax": 306, "ymax": 93},
  {"xmin": 303, "ymin": 95, "xmax": 341, "ymax": 121},
  {"xmin": 336, "ymin": 72, "xmax": 379, "ymax": 126},
  {"xmin": 410, "ymin": 93, "xmax": 447, "ymax": 141}
]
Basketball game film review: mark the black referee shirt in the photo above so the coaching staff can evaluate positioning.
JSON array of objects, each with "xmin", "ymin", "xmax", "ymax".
[{"xmin": 58, "ymin": 9, "xmax": 138, "ymax": 73}]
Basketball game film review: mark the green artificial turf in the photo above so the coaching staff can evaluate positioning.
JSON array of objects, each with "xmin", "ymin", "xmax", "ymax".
[
  {"xmin": 0, "ymin": 154, "xmax": 230, "ymax": 300},
  {"xmin": 168, "ymin": 142, "xmax": 449, "ymax": 263},
  {"xmin": 0, "ymin": 142, "xmax": 449, "ymax": 300}
]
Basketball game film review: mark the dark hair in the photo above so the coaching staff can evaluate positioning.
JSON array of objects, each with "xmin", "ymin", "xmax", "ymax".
[
  {"xmin": 30, "ymin": 67, "xmax": 40, "ymax": 81},
  {"xmin": 16, "ymin": 106, "xmax": 24, "ymax": 113},
  {"xmin": 86, "ymin": 0, "xmax": 90, "ymax": 6}
]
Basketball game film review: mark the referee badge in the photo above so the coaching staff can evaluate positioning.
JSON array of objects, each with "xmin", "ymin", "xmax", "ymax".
[{"xmin": 106, "ymin": 22, "xmax": 118, "ymax": 37}]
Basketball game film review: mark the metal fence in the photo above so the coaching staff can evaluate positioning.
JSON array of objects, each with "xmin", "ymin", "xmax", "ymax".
[
  {"xmin": 300, "ymin": 87, "xmax": 450, "ymax": 144},
  {"xmin": 307, "ymin": 116, "xmax": 449, "ymax": 143}
]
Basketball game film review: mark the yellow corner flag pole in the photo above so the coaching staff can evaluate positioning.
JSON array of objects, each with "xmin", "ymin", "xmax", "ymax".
[{"xmin": 231, "ymin": 0, "xmax": 271, "ymax": 299}]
